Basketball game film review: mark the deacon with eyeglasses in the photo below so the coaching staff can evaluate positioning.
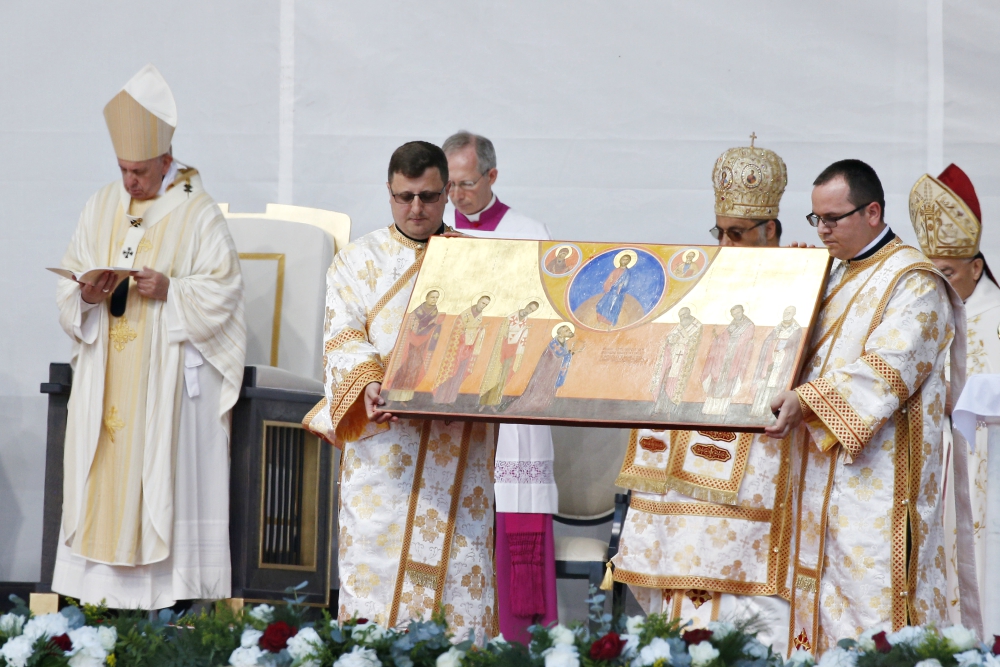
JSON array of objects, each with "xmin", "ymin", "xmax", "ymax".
[{"xmin": 304, "ymin": 141, "xmax": 499, "ymax": 641}]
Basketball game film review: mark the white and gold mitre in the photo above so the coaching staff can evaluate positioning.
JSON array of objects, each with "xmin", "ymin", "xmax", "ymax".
[
  {"xmin": 103, "ymin": 64, "xmax": 177, "ymax": 162},
  {"xmin": 909, "ymin": 163, "xmax": 982, "ymax": 259},
  {"xmin": 712, "ymin": 134, "xmax": 787, "ymax": 220}
]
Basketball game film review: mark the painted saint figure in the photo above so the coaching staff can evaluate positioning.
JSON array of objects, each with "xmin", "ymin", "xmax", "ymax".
[
  {"xmin": 478, "ymin": 301, "xmax": 540, "ymax": 409},
  {"xmin": 386, "ymin": 289, "xmax": 445, "ymax": 401},
  {"xmin": 700, "ymin": 305, "xmax": 756, "ymax": 415},
  {"xmin": 595, "ymin": 252, "xmax": 634, "ymax": 328},
  {"xmin": 431, "ymin": 294, "xmax": 492, "ymax": 404},
  {"xmin": 504, "ymin": 323, "xmax": 582, "ymax": 414},
  {"xmin": 749, "ymin": 306, "xmax": 802, "ymax": 417},
  {"xmin": 545, "ymin": 247, "xmax": 574, "ymax": 275},
  {"xmin": 678, "ymin": 251, "xmax": 700, "ymax": 278},
  {"xmin": 650, "ymin": 307, "xmax": 702, "ymax": 414}
]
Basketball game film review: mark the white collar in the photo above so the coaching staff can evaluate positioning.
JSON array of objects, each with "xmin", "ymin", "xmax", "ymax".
[
  {"xmin": 852, "ymin": 225, "xmax": 890, "ymax": 259},
  {"xmin": 464, "ymin": 194, "xmax": 497, "ymax": 222}
]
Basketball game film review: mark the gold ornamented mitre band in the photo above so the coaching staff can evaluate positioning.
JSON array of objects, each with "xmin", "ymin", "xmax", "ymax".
[
  {"xmin": 104, "ymin": 90, "xmax": 175, "ymax": 162},
  {"xmin": 713, "ymin": 141, "xmax": 787, "ymax": 220},
  {"xmin": 909, "ymin": 173, "xmax": 981, "ymax": 259}
]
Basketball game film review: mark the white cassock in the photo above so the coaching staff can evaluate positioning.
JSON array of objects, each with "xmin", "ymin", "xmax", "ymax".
[
  {"xmin": 944, "ymin": 275, "xmax": 1000, "ymax": 630},
  {"xmin": 444, "ymin": 197, "xmax": 558, "ymax": 514},
  {"xmin": 51, "ymin": 167, "xmax": 246, "ymax": 609}
]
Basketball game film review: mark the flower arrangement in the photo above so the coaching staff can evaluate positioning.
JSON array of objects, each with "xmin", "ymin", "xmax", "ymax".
[{"xmin": 2, "ymin": 587, "xmax": 1000, "ymax": 667}]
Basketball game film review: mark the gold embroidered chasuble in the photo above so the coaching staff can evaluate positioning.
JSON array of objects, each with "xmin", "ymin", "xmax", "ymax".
[
  {"xmin": 944, "ymin": 276, "xmax": 1000, "ymax": 622},
  {"xmin": 304, "ymin": 225, "xmax": 497, "ymax": 641},
  {"xmin": 55, "ymin": 172, "xmax": 245, "ymax": 569},
  {"xmin": 785, "ymin": 238, "xmax": 966, "ymax": 652}
]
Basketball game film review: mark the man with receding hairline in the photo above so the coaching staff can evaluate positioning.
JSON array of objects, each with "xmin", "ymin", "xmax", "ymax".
[{"xmin": 304, "ymin": 140, "xmax": 497, "ymax": 640}]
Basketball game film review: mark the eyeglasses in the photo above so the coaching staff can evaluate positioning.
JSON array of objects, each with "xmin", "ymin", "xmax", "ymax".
[
  {"xmin": 805, "ymin": 203, "xmax": 870, "ymax": 228},
  {"xmin": 709, "ymin": 219, "xmax": 768, "ymax": 241},
  {"xmin": 450, "ymin": 172, "xmax": 487, "ymax": 191},
  {"xmin": 390, "ymin": 186, "xmax": 447, "ymax": 205}
]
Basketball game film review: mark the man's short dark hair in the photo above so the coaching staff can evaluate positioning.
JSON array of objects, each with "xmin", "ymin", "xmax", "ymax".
[
  {"xmin": 813, "ymin": 159, "xmax": 885, "ymax": 221},
  {"xmin": 388, "ymin": 141, "xmax": 449, "ymax": 183}
]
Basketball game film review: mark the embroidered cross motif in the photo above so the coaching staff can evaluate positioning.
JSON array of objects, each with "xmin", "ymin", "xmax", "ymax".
[
  {"xmin": 109, "ymin": 317, "xmax": 138, "ymax": 352},
  {"xmin": 129, "ymin": 218, "xmax": 142, "ymax": 227},
  {"xmin": 103, "ymin": 406, "xmax": 125, "ymax": 443},
  {"xmin": 184, "ymin": 183, "xmax": 192, "ymax": 193},
  {"xmin": 136, "ymin": 238, "xmax": 153, "ymax": 254},
  {"xmin": 122, "ymin": 248, "xmax": 134, "ymax": 259},
  {"xmin": 357, "ymin": 260, "xmax": 383, "ymax": 291}
]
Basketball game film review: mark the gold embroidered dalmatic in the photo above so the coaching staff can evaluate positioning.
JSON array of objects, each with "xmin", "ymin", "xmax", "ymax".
[
  {"xmin": 785, "ymin": 238, "xmax": 965, "ymax": 652},
  {"xmin": 304, "ymin": 225, "xmax": 496, "ymax": 641}
]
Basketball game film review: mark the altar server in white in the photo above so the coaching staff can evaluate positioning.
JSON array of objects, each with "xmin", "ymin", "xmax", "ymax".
[
  {"xmin": 910, "ymin": 164, "xmax": 1000, "ymax": 628},
  {"xmin": 52, "ymin": 64, "xmax": 246, "ymax": 609},
  {"xmin": 442, "ymin": 131, "xmax": 558, "ymax": 642}
]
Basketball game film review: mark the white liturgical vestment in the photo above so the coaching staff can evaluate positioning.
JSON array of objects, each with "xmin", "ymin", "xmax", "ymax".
[{"xmin": 51, "ymin": 168, "xmax": 245, "ymax": 609}]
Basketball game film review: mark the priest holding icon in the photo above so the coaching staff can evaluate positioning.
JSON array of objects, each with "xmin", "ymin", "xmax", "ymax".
[{"xmin": 51, "ymin": 64, "xmax": 245, "ymax": 609}]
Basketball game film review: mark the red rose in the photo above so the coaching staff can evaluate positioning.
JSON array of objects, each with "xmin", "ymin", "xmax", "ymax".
[
  {"xmin": 259, "ymin": 621, "xmax": 298, "ymax": 652},
  {"xmin": 872, "ymin": 631, "xmax": 892, "ymax": 654},
  {"xmin": 682, "ymin": 628, "xmax": 715, "ymax": 646},
  {"xmin": 589, "ymin": 632, "xmax": 627, "ymax": 661},
  {"xmin": 50, "ymin": 634, "xmax": 72, "ymax": 652},
  {"xmin": 356, "ymin": 618, "xmax": 369, "ymax": 625},
  {"xmin": 992, "ymin": 635, "xmax": 1000, "ymax": 655}
]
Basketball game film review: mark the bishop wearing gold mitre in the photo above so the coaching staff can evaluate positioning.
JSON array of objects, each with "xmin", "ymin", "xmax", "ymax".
[
  {"xmin": 612, "ymin": 140, "xmax": 795, "ymax": 654},
  {"xmin": 51, "ymin": 65, "xmax": 246, "ymax": 608},
  {"xmin": 910, "ymin": 164, "xmax": 1000, "ymax": 631}
]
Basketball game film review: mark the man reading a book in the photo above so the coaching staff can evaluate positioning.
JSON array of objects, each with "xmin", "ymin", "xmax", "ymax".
[{"xmin": 51, "ymin": 64, "xmax": 246, "ymax": 610}]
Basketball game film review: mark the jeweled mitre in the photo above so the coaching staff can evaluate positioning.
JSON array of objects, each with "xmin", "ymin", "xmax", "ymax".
[
  {"xmin": 712, "ymin": 142, "xmax": 787, "ymax": 220},
  {"xmin": 909, "ymin": 166, "xmax": 981, "ymax": 259}
]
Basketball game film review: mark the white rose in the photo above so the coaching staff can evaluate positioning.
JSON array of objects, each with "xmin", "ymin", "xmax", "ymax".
[
  {"xmin": 333, "ymin": 645, "xmax": 383, "ymax": 667},
  {"xmin": 915, "ymin": 660, "xmax": 943, "ymax": 667},
  {"xmin": 436, "ymin": 647, "xmax": 466, "ymax": 667},
  {"xmin": 241, "ymin": 628, "xmax": 264, "ymax": 648},
  {"xmin": 67, "ymin": 626, "xmax": 111, "ymax": 667},
  {"xmin": 489, "ymin": 633, "xmax": 508, "ymax": 646},
  {"xmin": 817, "ymin": 646, "xmax": 857, "ymax": 667},
  {"xmin": 620, "ymin": 633, "xmax": 640, "ymax": 657},
  {"xmin": 22, "ymin": 612, "xmax": 69, "ymax": 642},
  {"xmin": 944, "ymin": 626, "xmax": 979, "ymax": 652},
  {"xmin": 955, "ymin": 649, "xmax": 985, "ymax": 667},
  {"xmin": 549, "ymin": 624, "xmax": 575, "ymax": 646},
  {"xmin": 634, "ymin": 637, "xmax": 672, "ymax": 667},
  {"xmin": 886, "ymin": 626, "xmax": 925, "ymax": 647},
  {"xmin": 248, "ymin": 604, "xmax": 275, "ymax": 623},
  {"xmin": 983, "ymin": 655, "xmax": 1000, "ymax": 667},
  {"xmin": 352, "ymin": 621, "xmax": 388, "ymax": 644},
  {"xmin": 786, "ymin": 648, "xmax": 816, "ymax": 667},
  {"xmin": 707, "ymin": 621, "xmax": 735, "ymax": 639},
  {"xmin": 287, "ymin": 627, "xmax": 324, "ymax": 661},
  {"xmin": 743, "ymin": 639, "xmax": 768, "ymax": 659},
  {"xmin": 97, "ymin": 625, "xmax": 117, "ymax": 652},
  {"xmin": 688, "ymin": 640, "xmax": 720, "ymax": 666},
  {"xmin": 0, "ymin": 635, "xmax": 34, "ymax": 667},
  {"xmin": 0, "ymin": 613, "xmax": 25, "ymax": 636},
  {"xmin": 230, "ymin": 645, "xmax": 265, "ymax": 667},
  {"xmin": 626, "ymin": 616, "xmax": 645, "ymax": 636},
  {"xmin": 543, "ymin": 644, "xmax": 580, "ymax": 667}
]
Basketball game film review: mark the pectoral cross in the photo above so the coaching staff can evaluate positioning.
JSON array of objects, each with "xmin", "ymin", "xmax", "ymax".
[
  {"xmin": 749, "ymin": 131, "xmax": 757, "ymax": 147},
  {"xmin": 184, "ymin": 183, "xmax": 192, "ymax": 193},
  {"xmin": 129, "ymin": 218, "xmax": 142, "ymax": 227},
  {"xmin": 122, "ymin": 247, "xmax": 134, "ymax": 259}
]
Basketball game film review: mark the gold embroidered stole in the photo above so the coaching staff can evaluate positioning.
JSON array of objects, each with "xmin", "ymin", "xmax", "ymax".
[
  {"xmin": 75, "ymin": 197, "xmax": 177, "ymax": 565},
  {"xmin": 389, "ymin": 421, "xmax": 475, "ymax": 625}
]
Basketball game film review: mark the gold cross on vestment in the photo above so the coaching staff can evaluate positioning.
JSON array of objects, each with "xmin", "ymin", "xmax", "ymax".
[
  {"xmin": 104, "ymin": 406, "xmax": 125, "ymax": 443},
  {"xmin": 749, "ymin": 132, "xmax": 757, "ymax": 147},
  {"xmin": 109, "ymin": 316, "xmax": 137, "ymax": 352},
  {"xmin": 358, "ymin": 260, "xmax": 383, "ymax": 291}
]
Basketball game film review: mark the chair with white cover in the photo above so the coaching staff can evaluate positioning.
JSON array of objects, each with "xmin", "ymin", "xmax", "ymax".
[
  {"xmin": 220, "ymin": 203, "xmax": 350, "ymax": 606},
  {"xmin": 551, "ymin": 425, "xmax": 631, "ymax": 616}
]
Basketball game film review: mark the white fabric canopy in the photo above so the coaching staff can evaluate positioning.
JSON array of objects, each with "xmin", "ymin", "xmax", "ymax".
[{"xmin": 1, "ymin": 0, "xmax": 999, "ymax": 580}]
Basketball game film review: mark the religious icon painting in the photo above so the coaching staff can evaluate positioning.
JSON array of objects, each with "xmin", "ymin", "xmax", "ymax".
[
  {"xmin": 380, "ymin": 237, "xmax": 831, "ymax": 432},
  {"xmin": 541, "ymin": 243, "xmax": 582, "ymax": 276}
]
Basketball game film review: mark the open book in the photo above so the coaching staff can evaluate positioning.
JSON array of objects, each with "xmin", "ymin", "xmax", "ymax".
[{"xmin": 47, "ymin": 267, "xmax": 134, "ymax": 286}]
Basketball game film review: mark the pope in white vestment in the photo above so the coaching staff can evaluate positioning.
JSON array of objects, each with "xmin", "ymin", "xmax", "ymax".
[
  {"xmin": 51, "ymin": 65, "xmax": 245, "ymax": 609},
  {"xmin": 910, "ymin": 164, "xmax": 1000, "ymax": 633}
]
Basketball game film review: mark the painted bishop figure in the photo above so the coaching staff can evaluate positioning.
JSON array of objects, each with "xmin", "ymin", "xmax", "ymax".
[
  {"xmin": 52, "ymin": 65, "xmax": 246, "ymax": 608},
  {"xmin": 441, "ymin": 131, "xmax": 559, "ymax": 642}
]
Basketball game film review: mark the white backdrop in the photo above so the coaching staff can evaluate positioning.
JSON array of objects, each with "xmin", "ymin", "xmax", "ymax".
[{"xmin": 0, "ymin": 0, "xmax": 997, "ymax": 581}]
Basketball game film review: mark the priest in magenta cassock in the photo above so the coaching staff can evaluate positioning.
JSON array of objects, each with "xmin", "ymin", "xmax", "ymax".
[
  {"xmin": 52, "ymin": 65, "xmax": 246, "ymax": 609},
  {"xmin": 442, "ymin": 131, "xmax": 559, "ymax": 642}
]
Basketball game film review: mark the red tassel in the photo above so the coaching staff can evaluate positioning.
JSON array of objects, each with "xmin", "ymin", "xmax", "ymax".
[{"xmin": 507, "ymin": 531, "xmax": 545, "ymax": 617}]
